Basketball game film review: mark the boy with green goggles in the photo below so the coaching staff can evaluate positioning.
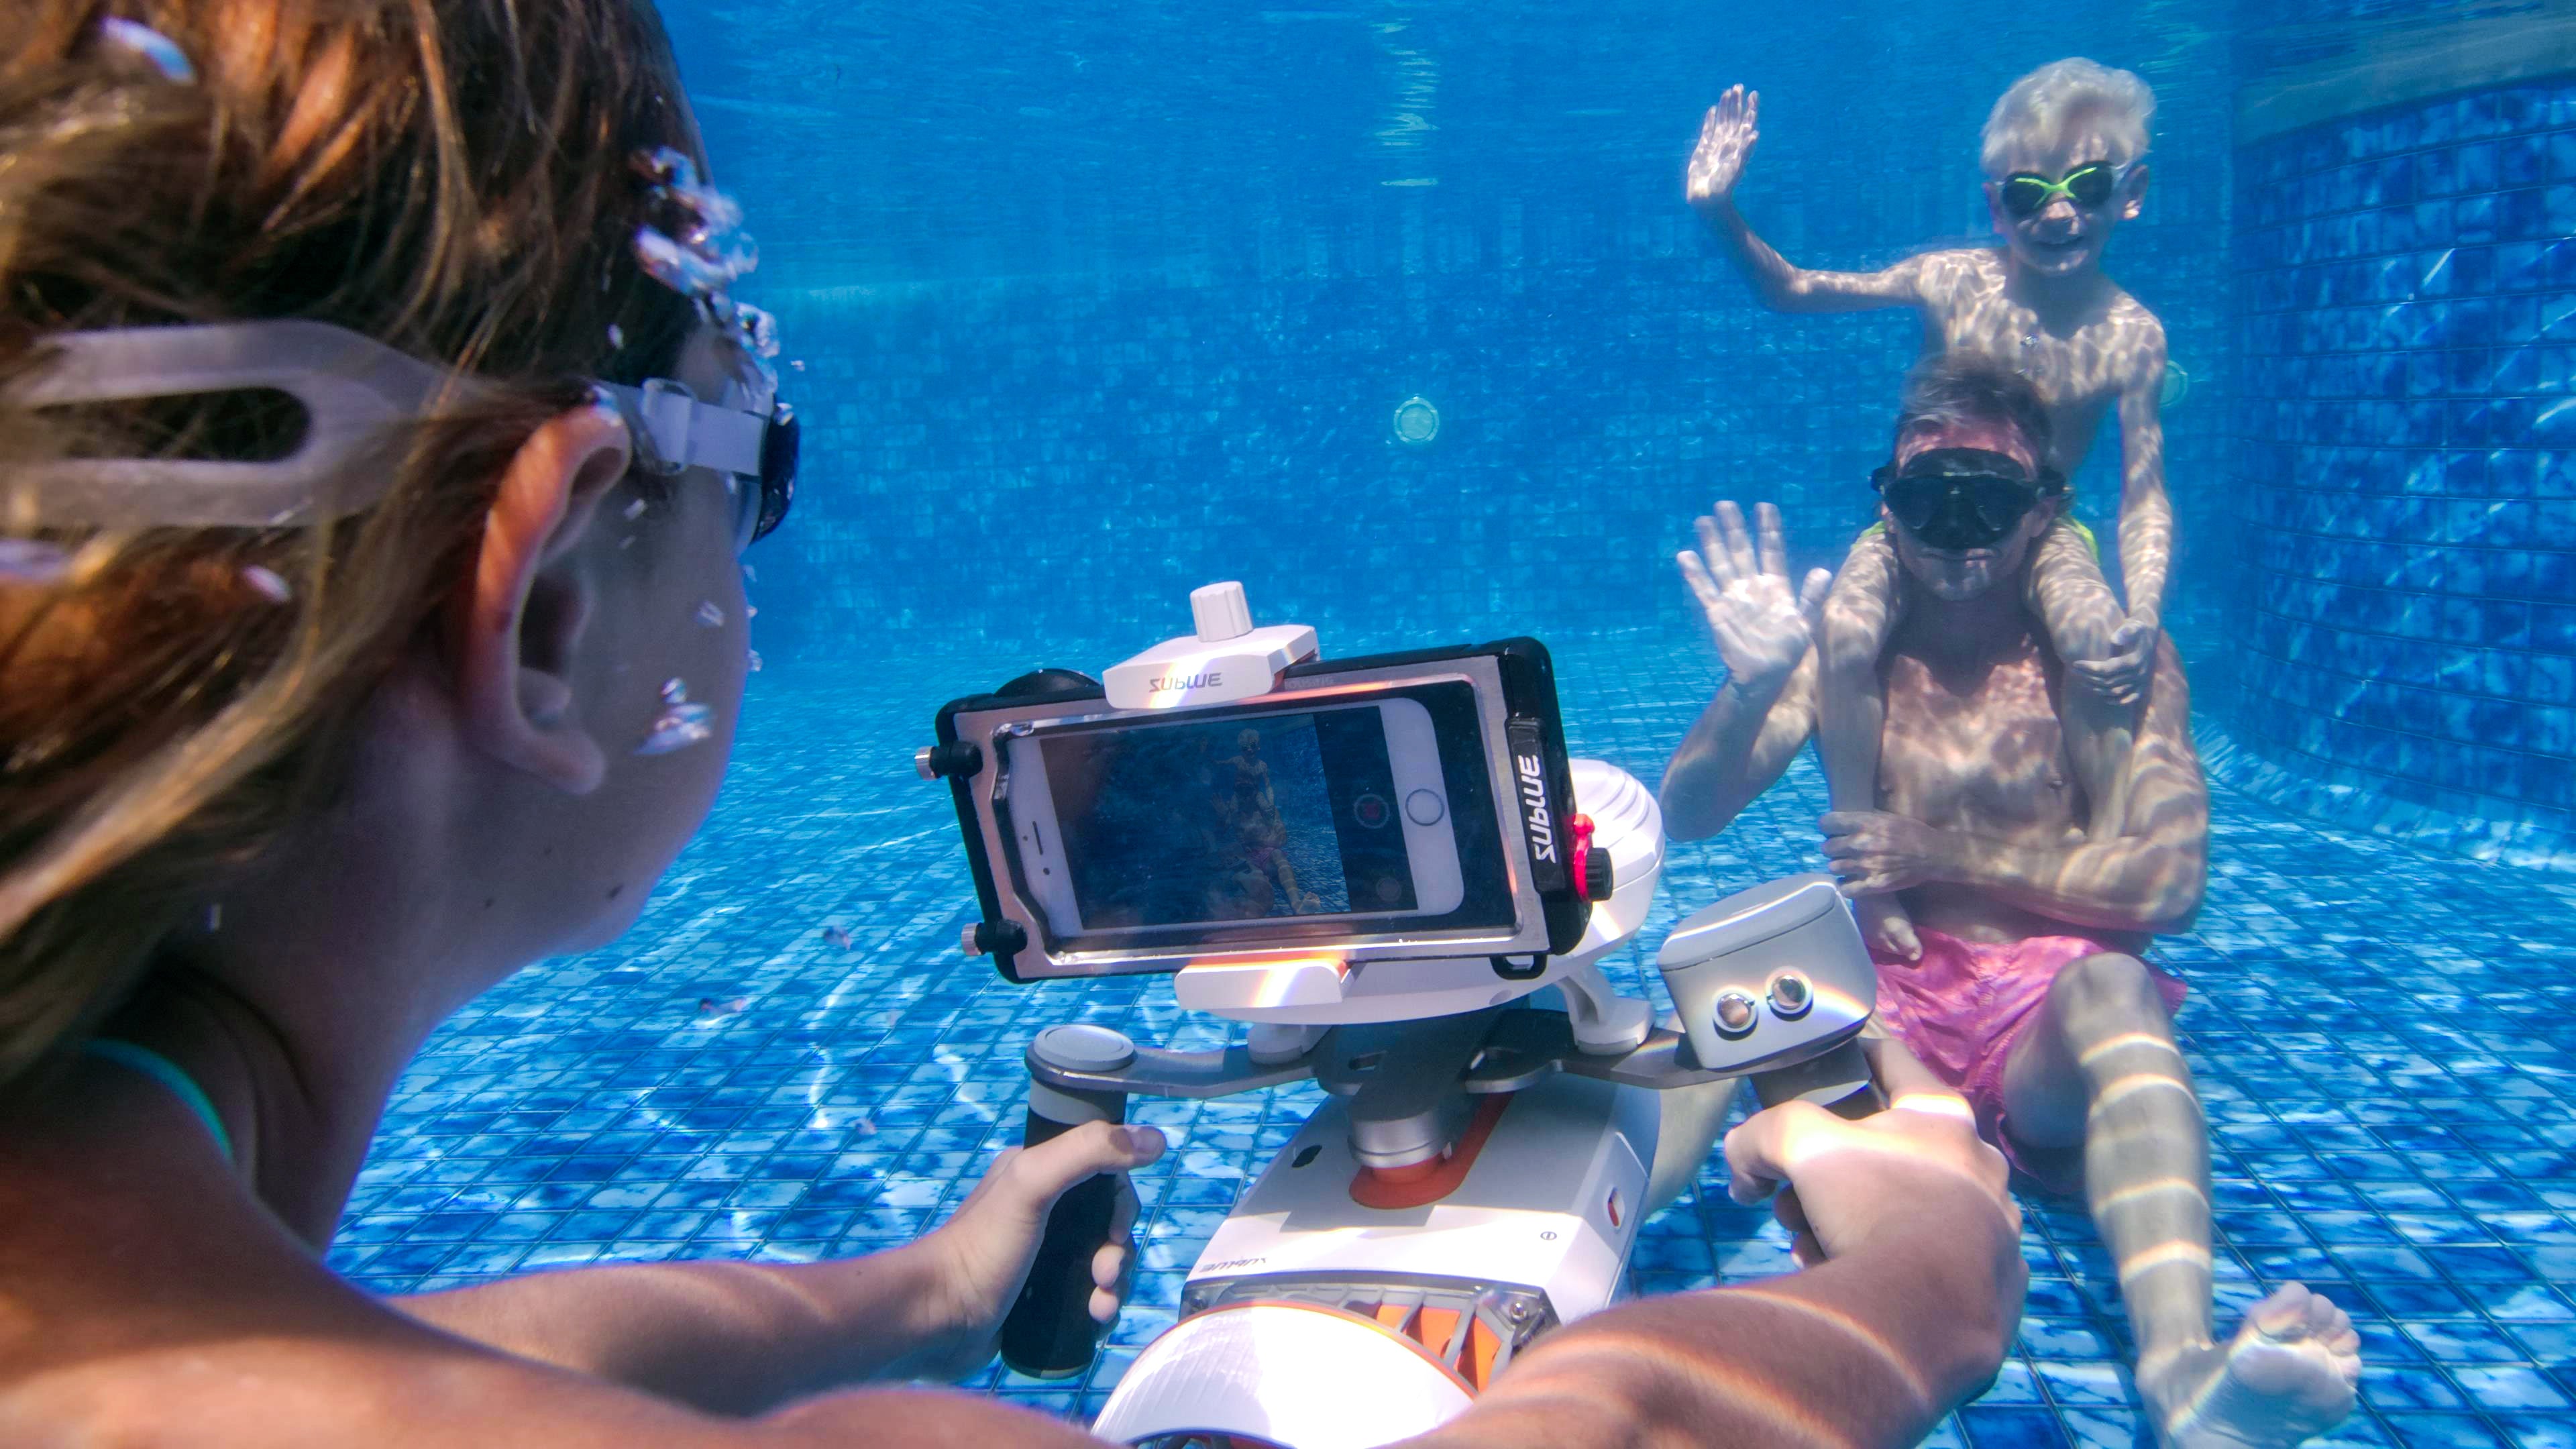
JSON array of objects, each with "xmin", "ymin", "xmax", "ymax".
[
  {"xmin": 1997, "ymin": 158, "xmax": 2139, "ymax": 217},
  {"xmin": 1681, "ymin": 57, "xmax": 2174, "ymax": 971}
]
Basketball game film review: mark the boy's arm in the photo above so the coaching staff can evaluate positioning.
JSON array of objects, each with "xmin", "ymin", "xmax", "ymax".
[
  {"xmin": 1701, "ymin": 199, "xmax": 1931, "ymax": 314},
  {"xmin": 1823, "ymin": 638, "xmax": 2207, "ymax": 933},
  {"xmin": 1687, "ymin": 86, "xmax": 1928, "ymax": 315},
  {"xmin": 2114, "ymin": 325, "xmax": 2174, "ymax": 631}
]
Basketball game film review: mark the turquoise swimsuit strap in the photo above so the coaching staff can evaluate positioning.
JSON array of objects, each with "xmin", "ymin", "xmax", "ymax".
[{"xmin": 84, "ymin": 1038, "xmax": 237, "ymax": 1167}]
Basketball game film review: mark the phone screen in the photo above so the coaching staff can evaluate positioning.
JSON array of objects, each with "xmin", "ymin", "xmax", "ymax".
[{"xmin": 1040, "ymin": 708, "xmax": 1419, "ymax": 930}]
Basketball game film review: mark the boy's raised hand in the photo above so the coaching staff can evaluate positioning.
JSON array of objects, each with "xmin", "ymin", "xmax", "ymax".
[
  {"xmin": 1679, "ymin": 500, "xmax": 1830, "ymax": 698},
  {"xmin": 1686, "ymin": 84, "xmax": 1760, "ymax": 209}
]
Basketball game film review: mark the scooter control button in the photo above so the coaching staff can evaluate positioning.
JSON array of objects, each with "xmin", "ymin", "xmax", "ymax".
[
  {"xmin": 1768, "ymin": 972, "xmax": 1813, "ymax": 1020},
  {"xmin": 1032, "ymin": 1024, "xmax": 1137, "ymax": 1073},
  {"xmin": 1713, "ymin": 989, "xmax": 1759, "ymax": 1038}
]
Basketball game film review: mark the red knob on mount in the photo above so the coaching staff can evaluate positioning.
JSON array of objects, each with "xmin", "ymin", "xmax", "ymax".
[{"xmin": 1568, "ymin": 814, "xmax": 1613, "ymax": 903}]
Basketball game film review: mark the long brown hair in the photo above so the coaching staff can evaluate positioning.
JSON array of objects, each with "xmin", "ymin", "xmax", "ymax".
[{"xmin": 0, "ymin": 0, "xmax": 704, "ymax": 1087}]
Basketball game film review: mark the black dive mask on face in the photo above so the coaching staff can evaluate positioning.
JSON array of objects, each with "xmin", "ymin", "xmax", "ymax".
[{"xmin": 1870, "ymin": 447, "xmax": 2067, "ymax": 551}]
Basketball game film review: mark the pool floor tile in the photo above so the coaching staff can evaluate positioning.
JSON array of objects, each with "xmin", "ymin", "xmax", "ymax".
[{"xmin": 339, "ymin": 631, "xmax": 2576, "ymax": 1444}]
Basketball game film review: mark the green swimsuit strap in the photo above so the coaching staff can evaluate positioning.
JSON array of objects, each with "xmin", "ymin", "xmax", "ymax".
[{"xmin": 84, "ymin": 1038, "xmax": 237, "ymax": 1167}]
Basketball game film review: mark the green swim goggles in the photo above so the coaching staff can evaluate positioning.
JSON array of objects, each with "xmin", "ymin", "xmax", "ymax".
[{"xmin": 1997, "ymin": 160, "xmax": 2135, "ymax": 219}]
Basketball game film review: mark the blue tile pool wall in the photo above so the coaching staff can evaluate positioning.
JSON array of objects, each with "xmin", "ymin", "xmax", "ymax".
[{"xmin": 2228, "ymin": 78, "xmax": 2576, "ymax": 869}]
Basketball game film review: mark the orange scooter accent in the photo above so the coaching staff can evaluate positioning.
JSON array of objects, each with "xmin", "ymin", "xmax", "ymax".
[{"xmin": 1349, "ymin": 1093, "xmax": 1515, "ymax": 1210}]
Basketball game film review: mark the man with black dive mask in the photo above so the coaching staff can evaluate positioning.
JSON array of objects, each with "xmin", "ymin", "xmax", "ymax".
[
  {"xmin": 1658, "ymin": 356, "xmax": 2363, "ymax": 1449},
  {"xmin": 1871, "ymin": 446, "xmax": 2068, "ymax": 585}
]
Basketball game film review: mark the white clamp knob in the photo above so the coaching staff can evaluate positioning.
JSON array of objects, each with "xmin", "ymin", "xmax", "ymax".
[{"xmin": 1191, "ymin": 582, "xmax": 1254, "ymax": 642}]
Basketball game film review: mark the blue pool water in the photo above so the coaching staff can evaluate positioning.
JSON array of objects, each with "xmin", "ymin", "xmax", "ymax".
[
  {"xmin": 336, "ymin": 635, "xmax": 2576, "ymax": 1447},
  {"xmin": 340, "ymin": 0, "xmax": 2575, "ymax": 1442}
]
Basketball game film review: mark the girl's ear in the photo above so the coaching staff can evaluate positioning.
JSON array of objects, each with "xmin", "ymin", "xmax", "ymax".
[{"xmin": 447, "ymin": 398, "xmax": 634, "ymax": 795}]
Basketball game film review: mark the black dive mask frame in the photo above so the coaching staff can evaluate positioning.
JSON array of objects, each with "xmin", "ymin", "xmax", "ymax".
[{"xmin": 1870, "ymin": 447, "xmax": 2067, "ymax": 552}]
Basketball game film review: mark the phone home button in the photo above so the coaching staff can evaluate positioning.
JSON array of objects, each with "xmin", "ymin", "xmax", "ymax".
[{"xmin": 1404, "ymin": 790, "xmax": 1445, "ymax": 826}]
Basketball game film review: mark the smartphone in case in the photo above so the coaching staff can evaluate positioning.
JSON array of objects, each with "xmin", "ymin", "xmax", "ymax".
[
  {"xmin": 933, "ymin": 639, "xmax": 1587, "ymax": 981},
  {"xmin": 1008, "ymin": 696, "xmax": 1465, "ymax": 944}
]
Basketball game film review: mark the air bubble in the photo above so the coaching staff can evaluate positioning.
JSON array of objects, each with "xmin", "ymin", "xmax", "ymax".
[
  {"xmin": 661, "ymin": 677, "xmax": 689, "ymax": 703},
  {"xmin": 629, "ymin": 146, "xmax": 760, "ymax": 309},
  {"xmin": 240, "ymin": 565, "xmax": 291, "ymax": 603},
  {"xmin": 97, "ymin": 17, "xmax": 196, "ymax": 82},
  {"xmin": 696, "ymin": 600, "xmax": 724, "ymax": 627},
  {"xmin": 0, "ymin": 539, "xmax": 70, "ymax": 586},
  {"xmin": 747, "ymin": 649, "xmax": 763, "ymax": 673},
  {"xmin": 635, "ymin": 701, "xmax": 713, "ymax": 756},
  {"xmin": 735, "ymin": 303, "xmax": 782, "ymax": 360},
  {"xmin": 623, "ymin": 498, "xmax": 647, "ymax": 521}
]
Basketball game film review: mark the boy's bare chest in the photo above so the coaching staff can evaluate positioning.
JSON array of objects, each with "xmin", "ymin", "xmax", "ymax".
[
  {"xmin": 1876, "ymin": 645, "xmax": 2083, "ymax": 838},
  {"xmin": 1929, "ymin": 282, "xmax": 2138, "ymax": 460}
]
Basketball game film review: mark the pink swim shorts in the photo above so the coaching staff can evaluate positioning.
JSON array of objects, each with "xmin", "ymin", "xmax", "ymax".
[{"xmin": 1871, "ymin": 928, "xmax": 2186, "ymax": 1195}]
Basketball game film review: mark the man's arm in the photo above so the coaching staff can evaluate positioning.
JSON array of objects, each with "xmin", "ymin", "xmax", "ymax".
[
  {"xmin": 2113, "ymin": 323, "xmax": 2174, "ymax": 631},
  {"xmin": 1658, "ymin": 500, "xmax": 1831, "ymax": 841},
  {"xmin": 1662, "ymin": 657, "xmax": 1818, "ymax": 842},
  {"xmin": 1825, "ymin": 639, "xmax": 2206, "ymax": 932}
]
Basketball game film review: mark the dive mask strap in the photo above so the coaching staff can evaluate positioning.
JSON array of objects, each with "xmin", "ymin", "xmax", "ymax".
[
  {"xmin": 597, "ymin": 378, "xmax": 765, "ymax": 480},
  {"xmin": 6, "ymin": 321, "xmax": 445, "ymax": 529},
  {"xmin": 4, "ymin": 321, "xmax": 771, "ymax": 530}
]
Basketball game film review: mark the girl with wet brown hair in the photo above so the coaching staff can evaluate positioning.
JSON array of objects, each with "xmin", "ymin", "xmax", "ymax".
[{"xmin": 0, "ymin": 5, "xmax": 2023, "ymax": 1444}]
